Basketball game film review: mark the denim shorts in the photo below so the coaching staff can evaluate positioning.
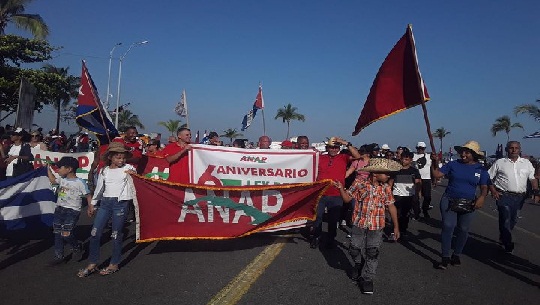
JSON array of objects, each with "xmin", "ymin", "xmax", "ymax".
[{"xmin": 52, "ymin": 206, "xmax": 81, "ymax": 234}]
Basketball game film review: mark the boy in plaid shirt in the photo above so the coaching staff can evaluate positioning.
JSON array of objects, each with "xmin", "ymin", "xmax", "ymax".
[{"xmin": 335, "ymin": 158, "xmax": 402, "ymax": 294}]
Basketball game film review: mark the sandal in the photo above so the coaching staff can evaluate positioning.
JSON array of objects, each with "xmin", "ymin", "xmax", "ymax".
[
  {"xmin": 77, "ymin": 266, "xmax": 97, "ymax": 278},
  {"xmin": 99, "ymin": 267, "xmax": 119, "ymax": 276}
]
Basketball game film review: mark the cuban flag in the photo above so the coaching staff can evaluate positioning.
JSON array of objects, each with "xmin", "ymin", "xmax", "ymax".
[
  {"xmin": 524, "ymin": 131, "xmax": 540, "ymax": 139},
  {"xmin": 76, "ymin": 61, "xmax": 119, "ymax": 145},
  {"xmin": 241, "ymin": 84, "xmax": 264, "ymax": 131},
  {"xmin": 0, "ymin": 167, "xmax": 56, "ymax": 232}
]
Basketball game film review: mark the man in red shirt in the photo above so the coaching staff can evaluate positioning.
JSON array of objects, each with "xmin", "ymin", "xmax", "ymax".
[
  {"xmin": 113, "ymin": 126, "xmax": 144, "ymax": 170},
  {"xmin": 311, "ymin": 136, "xmax": 360, "ymax": 249},
  {"xmin": 162, "ymin": 127, "xmax": 192, "ymax": 183}
]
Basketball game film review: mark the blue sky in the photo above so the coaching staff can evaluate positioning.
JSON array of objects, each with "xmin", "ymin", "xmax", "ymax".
[{"xmin": 6, "ymin": 0, "xmax": 540, "ymax": 155}]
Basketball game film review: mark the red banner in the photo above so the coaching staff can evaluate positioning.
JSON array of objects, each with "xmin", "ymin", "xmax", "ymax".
[
  {"xmin": 139, "ymin": 155, "xmax": 170, "ymax": 180},
  {"xmin": 131, "ymin": 175, "xmax": 330, "ymax": 242}
]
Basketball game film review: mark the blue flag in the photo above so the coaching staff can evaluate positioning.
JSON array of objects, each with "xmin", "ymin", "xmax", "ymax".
[
  {"xmin": 0, "ymin": 167, "xmax": 56, "ymax": 232},
  {"xmin": 76, "ymin": 61, "xmax": 119, "ymax": 145}
]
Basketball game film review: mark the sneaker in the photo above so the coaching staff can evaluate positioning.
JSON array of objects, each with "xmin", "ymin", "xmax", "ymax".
[
  {"xmin": 360, "ymin": 280, "xmax": 374, "ymax": 294},
  {"xmin": 309, "ymin": 237, "xmax": 320, "ymax": 249},
  {"xmin": 450, "ymin": 254, "xmax": 461, "ymax": 266},
  {"xmin": 340, "ymin": 220, "xmax": 347, "ymax": 227},
  {"xmin": 48, "ymin": 256, "xmax": 65, "ymax": 266},
  {"xmin": 504, "ymin": 242, "xmax": 515, "ymax": 254},
  {"xmin": 438, "ymin": 257, "xmax": 450, "ymax": 270},
  {"xmin": 389, "ymin": 233, "xmax": 396, "ymax": 242},
  {"xmin": 72, "ymin": 243, "xmax": 83, "ymax": 261}
]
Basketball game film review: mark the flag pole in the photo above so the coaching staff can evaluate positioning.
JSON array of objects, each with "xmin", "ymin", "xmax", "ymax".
[
  {"xmin": 261, "ymin": 109, "xmax": 266, "ymax": 135},
  {"xmin": 408, "ymin": 24, "xmax": 436, "ymax": 154},
  {"xmin": 184, "ymin": 89, "xmax": 189, "ymax": 128}
]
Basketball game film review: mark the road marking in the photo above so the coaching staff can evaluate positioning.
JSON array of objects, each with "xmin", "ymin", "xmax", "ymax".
[
  {"xmin": 433, "ymin": 187, "xmax": 540, "ymax": 239},
  {"xmin": 206, "ymin": 237, "xmax": 287, "ymax": 305}
]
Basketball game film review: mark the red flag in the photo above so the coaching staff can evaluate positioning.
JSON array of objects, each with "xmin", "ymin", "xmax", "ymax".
[
  {"xmin": 254, "ymin": 84, "xmax": 264, "ymax": 109},
  {"xmin": 352, "ymin": 25, "xmax": 430, "ymax": 136}
]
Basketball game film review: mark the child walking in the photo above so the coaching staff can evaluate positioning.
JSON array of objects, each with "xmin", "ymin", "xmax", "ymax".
[
  {"xmin": 47, "ymin": 157, "xmax": 91, "ymax": 265},
  {"xmin": 335, "ymin": 158, "xmax": 402, "ymax": 294},
  {"xmin": 77, "ymin": 142, "xmax": 136, "ymax": 277}
]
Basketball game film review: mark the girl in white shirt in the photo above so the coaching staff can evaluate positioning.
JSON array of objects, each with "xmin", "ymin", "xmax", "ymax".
[{"xmin": 77, "ymin": 142, "xmax": 136, "ymax": 277}]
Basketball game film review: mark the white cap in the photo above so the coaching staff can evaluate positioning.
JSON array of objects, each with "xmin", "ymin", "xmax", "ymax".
[
  {"xmin": 381, "ymin": 144, "xmax": 390, "ymax": 150},
  {"xmin": 14, "ymin": 127, "xmax": 23, "ymax": 133},
  {"xmin": 416, "ymin": 141, "xmax": 426, "ymax": 148}
]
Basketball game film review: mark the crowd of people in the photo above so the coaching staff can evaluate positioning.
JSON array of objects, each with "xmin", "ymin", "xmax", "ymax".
[{"xmin": 2, "ymin": 124, "xmax": 538, "ymax": 294}]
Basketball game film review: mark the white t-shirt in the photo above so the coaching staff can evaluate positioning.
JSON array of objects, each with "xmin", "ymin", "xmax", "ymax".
[
  {"xmin": 413, "ymin": 153, "xmax": 432, "ymax": 180},
  {"xmin": 55, "ymin": 177, "xmax": 90, "ymax": 211},
  {"xmin": 6, "ymin": 144, "xmax": 22, "ymax": 177},
  {"xmin": 91, "ymin": 164, "xmax": 136, "ymax": 205}
]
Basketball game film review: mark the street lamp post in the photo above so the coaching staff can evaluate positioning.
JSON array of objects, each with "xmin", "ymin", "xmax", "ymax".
[
  {"xmin": 115, "ymin": 40, "xmax": 149, "ymax": 129},
  {"xmin": 106, "ymin": 42, "xmax": 122, "ymax": 109}
]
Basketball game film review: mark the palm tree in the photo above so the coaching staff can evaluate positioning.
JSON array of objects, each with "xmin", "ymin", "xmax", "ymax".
[
  {"xmin": 0, "ymin": 0, "xmax": 49, "ymax": 39},
  {"xmin": 514, "ymin": 99, "xmax": 540, "ymax": 122},
  {"xmin": 221, "ymin": 128, "xmax": 243, "ymax": 144},
  {"xmin": 274, "ymin": 103, "xmax": 305, "ymax": 139},
  {"xmin": 42, "ymin": 64, "xmax": 79, "ymax": 133},
  {"xmin": 118, "ymin": 109, "xmax": 145, "ymax": 132},
  {"xmin": 432, "ymin": 127, "xmax": 451, "ymax": 154},
  {"xmin": 158, "ymin": 119, "xmax": 182, "ymax": 136},
  {"xmin": 491, "ymin": 115, "xmax": 523, "ymax": 142}
]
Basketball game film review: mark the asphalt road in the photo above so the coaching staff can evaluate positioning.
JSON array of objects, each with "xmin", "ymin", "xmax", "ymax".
[{"xmin": 1, "ymin": 181, "xmax": 539, "ymax": 305}]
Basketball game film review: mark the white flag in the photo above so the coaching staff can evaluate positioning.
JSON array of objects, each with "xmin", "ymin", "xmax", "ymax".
[{"xmin": 175, "ymin": 89, "xmax": 188, "ymax": 117}]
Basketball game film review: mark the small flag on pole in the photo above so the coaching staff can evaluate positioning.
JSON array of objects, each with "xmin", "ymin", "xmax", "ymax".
[
  {"xmin": 240, "ymin": 84, "xmax": 265, "ymax": 131},
  {"xmin": 175, "ymin": 89, "xmax": 188, "ymax": 117},
  {"xmin": 352, "ymin": 25, "xmax": 430, "ymax": 136}
]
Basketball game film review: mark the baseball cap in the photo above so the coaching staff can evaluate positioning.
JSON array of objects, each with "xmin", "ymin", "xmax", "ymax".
[
  {"xmin": 416, "ymin": 142, "xmax": 427, "ymax": 148},
  {"xmin": 54, "ymin": 156, "xmax": 79, "ymax": 170},
  {"xmin": 281, "ymin": 140, "xmax": 294, "ymax": 148},
  {"xmin": 381, "ymin": 144, "xmax": 390, "ymax": 150},
  {"xmin": 208, "ymin": 131, "xmax": 219, "ymax": 139}
]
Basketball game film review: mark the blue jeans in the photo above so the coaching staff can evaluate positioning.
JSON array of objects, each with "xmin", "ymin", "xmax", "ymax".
[
  {"xmin": 440, "ymin": 195, "xmax": 476, "ymax": 257},
  {"xmin": 88, "ymin": 197, "xmax": 128, "ymax": 265},
  {"xmin": 53, "ymin": 206, "xmax": 81, "ymax": 259},
  {"xmin": 496, "ymin": 193, "xmax": 524, "ymax": 247},
  {"xmin": 312, "ymin": 196, "xmax": 343, "ymax": 240}
]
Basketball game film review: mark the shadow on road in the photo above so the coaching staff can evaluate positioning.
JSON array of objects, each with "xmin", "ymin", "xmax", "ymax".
[
  {"xmin": 465, "ymin": 231, "xmax": 540, "ymax": 288},
  {"xmin": 0, "ymin": 229, "xmax": 53, "ymax": 271}
]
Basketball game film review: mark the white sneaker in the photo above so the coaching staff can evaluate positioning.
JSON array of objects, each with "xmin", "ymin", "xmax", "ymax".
[{"xmin": 340, "ymin": 220, "xmax": 347, "ymax": 226}]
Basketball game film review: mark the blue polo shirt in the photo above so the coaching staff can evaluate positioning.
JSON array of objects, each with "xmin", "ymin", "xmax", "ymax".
[{"xmin": 440, "ymin": 160, "xmax": 490, "ymax": 200}]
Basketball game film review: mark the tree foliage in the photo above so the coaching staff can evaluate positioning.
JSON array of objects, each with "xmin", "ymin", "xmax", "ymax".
[
  {"xmin": 221, "ymin": 128, "xmax": 243, "ymax": 144},
  {"xmin": 514, "ymin": 99, "xmax": 540, "ymax": 123},
  {"xmin": 491, "ymin": 115, "xmax": 523, "ymax": 142},
  {"xmin": 274, "ymin": 103, "xmax": 305, "ymax": 139},
  {"xmin": 432, "ymin": 127, "xmax": 450, "ymax": 153},
  {"xmin": 0, "ymin": 0, "xmax": 49, "ymax": 39},
  {"xmin": 117, "ymin": 109, "xmax": 145, "ymax": 132},
  {"xmin": 0, "ymin": 35, "xmax": 78, "ymax": 119},
  {"xmin": 158, "ymin": 119, "xmax": 181, "ymax": 136}
]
